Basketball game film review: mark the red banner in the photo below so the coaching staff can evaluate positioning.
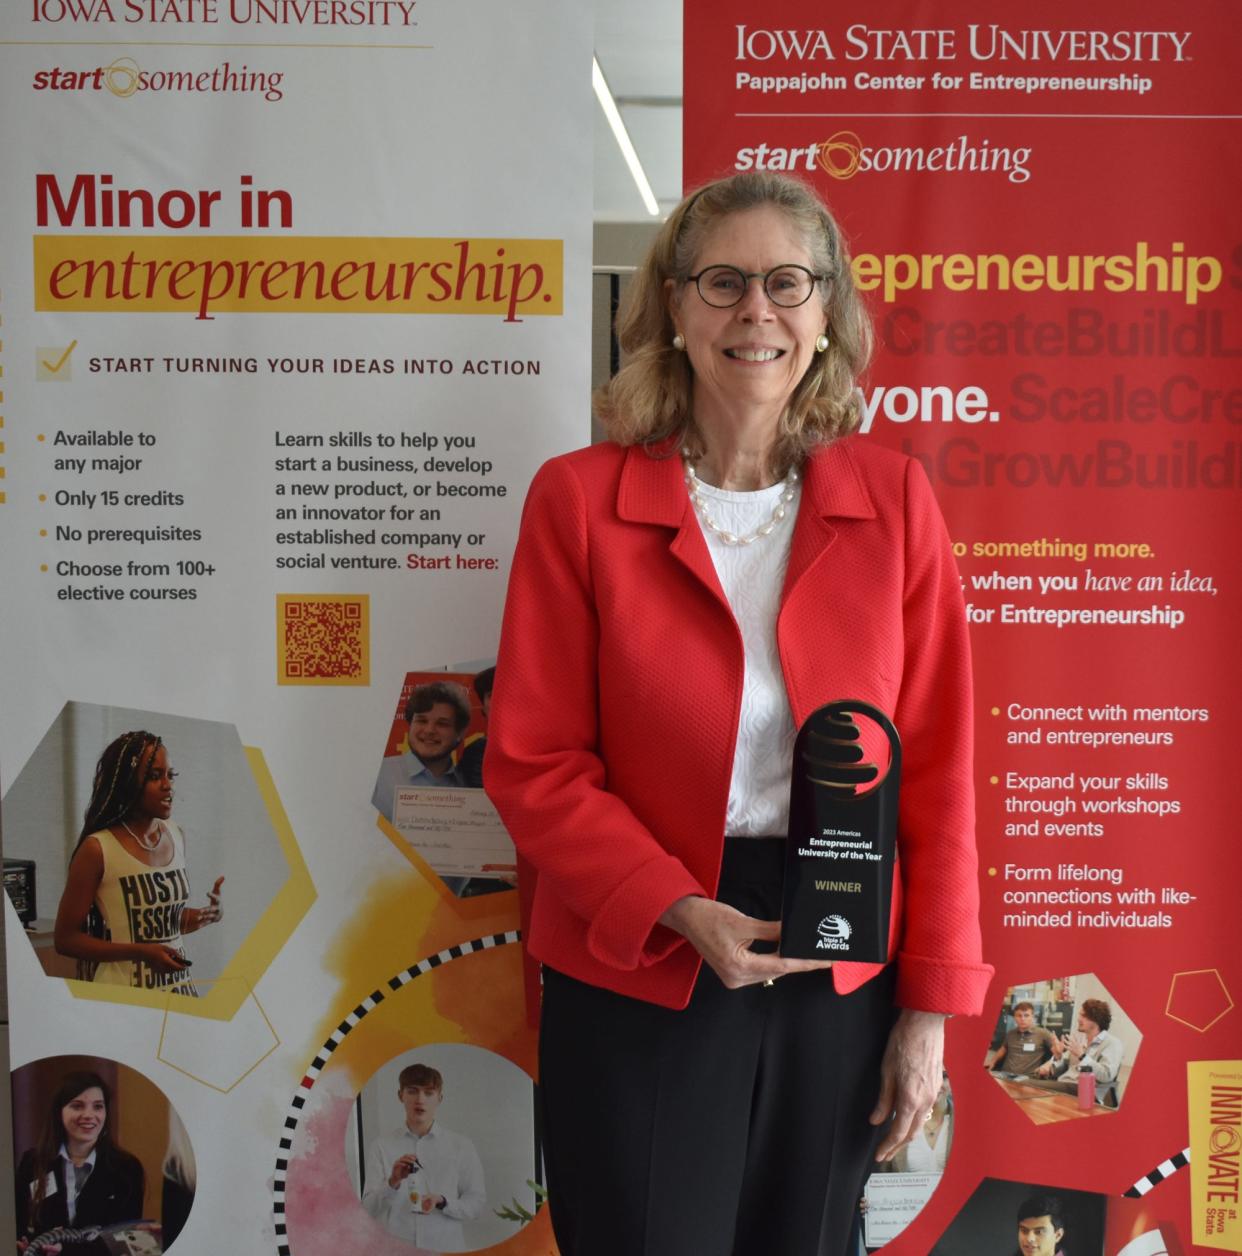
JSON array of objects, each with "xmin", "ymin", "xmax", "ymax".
[{"xmin": 686, "ymin": 4, "xmax": 1240, "ymax": 1252}]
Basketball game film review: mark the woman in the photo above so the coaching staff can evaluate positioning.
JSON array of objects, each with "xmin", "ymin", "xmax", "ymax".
[
  {"xmin": 54, "ymin": 730, "xmax": 224, "ymax": 996},
  {"xmin": 15, "ymin": 1071, "xmax": 145, "ymax": 1252},
  {"xmin": 485, "ymin": 172, "xmax": 992, "ymax": 1256},
  {"xmin": 160, "ymin": 1109, "xmax": 196, "ymax": 1247}
]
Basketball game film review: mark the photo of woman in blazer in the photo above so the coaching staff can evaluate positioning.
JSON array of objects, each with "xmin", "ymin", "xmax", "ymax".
[{"xmin": 15, "ymin": 1071, "xmax": 145, "ymax": 1253}]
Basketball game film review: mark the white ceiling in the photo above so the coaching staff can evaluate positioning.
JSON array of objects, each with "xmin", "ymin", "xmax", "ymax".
[{"xmin": 592, "ymin": 0, "xmax": 683, "ymax": 223}]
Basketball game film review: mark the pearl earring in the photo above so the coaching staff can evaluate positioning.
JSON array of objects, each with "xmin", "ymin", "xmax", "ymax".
[
  {"xmin": 815, "ymin": 333, "xmax": 829, "ymax": 353},
  {"xmin": 672, "ymin": 333, "xmax": 686, "ymax": 351}
]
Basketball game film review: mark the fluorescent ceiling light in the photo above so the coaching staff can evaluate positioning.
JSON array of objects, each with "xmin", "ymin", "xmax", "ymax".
[{"xmin": 593, "ymin": 55, "xmax": 660, "ymax": 218}]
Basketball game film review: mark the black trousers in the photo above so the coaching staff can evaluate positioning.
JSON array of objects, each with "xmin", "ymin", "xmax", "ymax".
[{"xmin": 539, "ymin": 839, "xmax": 898, "ymax": 1256}]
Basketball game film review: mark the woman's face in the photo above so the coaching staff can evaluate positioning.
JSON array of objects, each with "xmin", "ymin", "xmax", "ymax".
[
  {"xmin": 669, "ymin": 204, "xmax": 828, "ymax": 426},
  {"xmin": 61, "ymin": 1086, "xmax": 106, "ymax": 1148},
  {"xmin": 132, "ymin": 743, "xmax": 175, "ymax": 822}
]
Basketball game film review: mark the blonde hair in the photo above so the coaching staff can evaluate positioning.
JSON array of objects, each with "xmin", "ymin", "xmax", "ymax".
[
  {"xmin": 162, "ymin": 1108, "xmax": 197, "ymax": 1192},
  {"xmin": 595, "ymin": 172, "xmax": 874, "ymax": 471}
]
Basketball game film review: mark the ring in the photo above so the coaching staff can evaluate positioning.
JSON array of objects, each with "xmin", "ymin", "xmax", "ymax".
[
  {"xmin": 924, "ymin": 1109, "xmax": 935, "ymax": 1120},
  {"xmin": 764, "ymin": 978, "xmax": 776, "ymax": 988}
]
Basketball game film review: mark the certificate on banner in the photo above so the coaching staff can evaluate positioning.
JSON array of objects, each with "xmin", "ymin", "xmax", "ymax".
[
  {"xmin": 863, "ymin": 1173, "xmax": 940, "ymax": 1248},
  {"xmin": 372, "ymin": 666, "xmax": 518, "ymax": 890},
  {"xmin": 393, "ymin": 786, "xmax": 516, "ymax": 877}
]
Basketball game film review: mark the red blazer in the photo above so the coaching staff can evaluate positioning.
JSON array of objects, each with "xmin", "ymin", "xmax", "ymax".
[{"xmin": 486, "ymin": 437, "xmax": 993, "ymax": 1013}]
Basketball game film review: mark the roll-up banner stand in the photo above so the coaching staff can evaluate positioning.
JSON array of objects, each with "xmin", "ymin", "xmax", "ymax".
[
  {"xmin": 683, "ymin": 3, "xmax": 1240, "ymax": 1253},
  {"xmin": 0, "ymin": 2, "xmax": 590, "ymax": 1252}
]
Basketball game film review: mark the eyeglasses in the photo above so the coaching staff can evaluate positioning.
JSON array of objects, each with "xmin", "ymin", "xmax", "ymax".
[{"xmin": 685, "ymin": 264, "xmax": 826, "ymax": 309}]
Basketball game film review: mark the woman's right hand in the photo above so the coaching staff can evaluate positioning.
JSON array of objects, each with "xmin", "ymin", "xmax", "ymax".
[
  {"xmin": 659, "ymin": 896, "xmax": 835, "ymax": 989},
  {"xmin": 137, "ymin": 943, "xmax": 189, "ymax": 973}
]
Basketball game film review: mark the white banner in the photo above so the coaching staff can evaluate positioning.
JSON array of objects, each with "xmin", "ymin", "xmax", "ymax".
[{"xmin": 1, "ymin": 3, "xmax": 590, "ymax": 1252}]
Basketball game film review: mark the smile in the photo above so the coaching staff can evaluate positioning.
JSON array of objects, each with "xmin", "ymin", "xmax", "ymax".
[{"xmin": 725, "ymin": 348, "xmax": 784, "ymax": 362}]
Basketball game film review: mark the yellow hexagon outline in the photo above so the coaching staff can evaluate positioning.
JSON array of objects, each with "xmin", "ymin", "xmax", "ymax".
[
  {"xmin": 65, "ymin": 746, "xmax": 315, "ymax": 1021},
  {"xmin": 157, "ymin": 977, "xmax": 281, "ymax": 1093},
  {"xmin": 1165, "ymin": 968, "xmax": 1235, "ymax": 1033}
]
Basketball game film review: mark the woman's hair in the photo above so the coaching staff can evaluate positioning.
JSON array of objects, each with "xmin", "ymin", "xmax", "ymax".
[
  {"xmin": 26, "ymin": 1071, "xmax": 131, "ymax": 1231},
  {"xmin": 69, "ymin": 730, "xmax": 164, "ymax": 975},
  {"xmin": 162, "ymin": 1108, "xmax": 196, "ymax": 1192},
  {"xmin": 595, "ymin": 170, "xmax": 874, "ymax": 471},
  {"xmin": 79, "ymin": 730, "xmax": 164, "ymax": 843}
]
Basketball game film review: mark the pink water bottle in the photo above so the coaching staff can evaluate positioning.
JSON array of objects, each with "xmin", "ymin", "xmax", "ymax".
[{"xmin": 1077, "ymin": 1061, "xmax": 1096, "ymax": 1110}]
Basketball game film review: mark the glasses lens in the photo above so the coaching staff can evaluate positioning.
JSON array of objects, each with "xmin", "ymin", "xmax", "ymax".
[
  {"xmin": 765, "ymin": 266, "xmax": 815, "ymax": 307},
  {"xmin": 694, "ymin": 266, "xmax": 816, "ymax": 307},
  {"xmin": 695, "ymin": 266, "xmax": 747, "ymax": 307}
]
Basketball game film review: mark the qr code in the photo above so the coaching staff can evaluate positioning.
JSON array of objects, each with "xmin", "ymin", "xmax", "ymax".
[{"xmin": 277, "ymin": 594, "xmax": 370, "ymax": 685}]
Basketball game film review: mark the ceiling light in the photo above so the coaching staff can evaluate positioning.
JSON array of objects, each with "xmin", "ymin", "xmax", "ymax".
[{"xmin": 593, "ymin": 55, "xmax": 660, "ymax": 217}]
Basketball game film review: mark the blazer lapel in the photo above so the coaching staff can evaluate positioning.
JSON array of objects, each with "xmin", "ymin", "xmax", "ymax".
[
  {"xmin": 780, "ymin": 438, "xmax": 876, "ymax": 608},
  {"xmin": 617, "ymin": 442, "xmax": 733, "ymax": 615},
  {"xmin": 616, "ymin": 438, "xmax": 877, "ymax": 617}
]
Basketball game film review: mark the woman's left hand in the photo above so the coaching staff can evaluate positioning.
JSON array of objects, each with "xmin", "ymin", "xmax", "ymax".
[
  {"xmin": 869, "ymin": 1008, "xmax": 946, "ymax": 1162},
  {"xmin": 183, "ymin": 876, "xmax": 225, "ymax": 932}
]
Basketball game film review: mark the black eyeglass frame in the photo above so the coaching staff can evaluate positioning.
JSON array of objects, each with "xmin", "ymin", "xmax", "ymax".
[{"xmin": 683, "ymin": 263, "xmax": 829, "ymax": 309}]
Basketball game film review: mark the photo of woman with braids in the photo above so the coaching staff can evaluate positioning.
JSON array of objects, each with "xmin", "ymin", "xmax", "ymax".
[{"xmin": 53, "ymin": 731, "xmax": 224, "ymax": 996}]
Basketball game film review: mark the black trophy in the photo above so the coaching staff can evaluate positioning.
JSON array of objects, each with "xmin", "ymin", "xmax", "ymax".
[{"xmin": 779, "ymin": 701, "xmax": 900, "ymax": 962}]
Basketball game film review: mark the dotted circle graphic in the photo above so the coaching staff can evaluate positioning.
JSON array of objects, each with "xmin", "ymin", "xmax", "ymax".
[
  {"xmin": 1124, "ymin": 1146, "xmax": 1191, "ymax": 1197},
  {"xmin": 272, "ymin": 930, "xmax": 521, "ymax": 1255}
]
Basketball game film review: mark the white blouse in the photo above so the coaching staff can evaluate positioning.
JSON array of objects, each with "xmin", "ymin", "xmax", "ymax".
[{"xmin": 691, "ymin": 477, "xmax": 802, "ymax": 836}]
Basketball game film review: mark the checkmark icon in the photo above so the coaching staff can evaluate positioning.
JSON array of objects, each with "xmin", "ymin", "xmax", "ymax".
[
  {"xmin": 42, "ymin": 341, "xmax": 77, "ymax": 372},
  {"xmin": 37, "ymin": 340, "xmax": 78, "ymax": 381}
]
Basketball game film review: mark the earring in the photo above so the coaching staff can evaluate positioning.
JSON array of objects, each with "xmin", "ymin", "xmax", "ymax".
[
  {"xmin": 815, "ymin": 333, "xmax": 829, "ymax": 353},
  {"xmin": 672, "ymin": 333, "xmax": 685, "ymax": 351}
]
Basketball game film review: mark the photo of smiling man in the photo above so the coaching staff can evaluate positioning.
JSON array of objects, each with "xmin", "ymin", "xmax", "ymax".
[
  {"xmin": 360, "ymin": 1063, "xmax": 486, "ymax": 1250},
  {"xmin": 371, "ymin": 682, "xmax": 474, "ymax": 820},
  {"xmin": 370, "ymin": 670, "xmax": 518, "ymax": 897}
]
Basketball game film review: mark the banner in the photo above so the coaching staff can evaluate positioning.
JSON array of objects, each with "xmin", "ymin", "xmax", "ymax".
[
  {"xmin": 1, "ymin": 2, "xmax": 590, "ymax": 1252},
  {"xmin": 684, "ymin": 3, "xmax": 1240, "ymax": 1252}
]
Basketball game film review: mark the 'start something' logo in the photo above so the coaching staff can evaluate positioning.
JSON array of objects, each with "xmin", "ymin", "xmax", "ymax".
[{"xmin": 734, "ymin": 132, "xmax": 1032, "ymax": 184}]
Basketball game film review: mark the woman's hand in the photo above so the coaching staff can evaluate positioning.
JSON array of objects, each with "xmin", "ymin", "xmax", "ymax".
[
  {"xmin": 137, "ymin": 943, "xmax": 190, "ymax": 974},
  {"xmin": 658, "ymin": 896, "xmax": 834, "ymax": 989},
  {"xmin": 870, "ymin": 1009, "xmax": 946, "ymax": 1162},
  {"xmin": 182, "ymin": 876, "xmax": 225, "ymax": 933}
]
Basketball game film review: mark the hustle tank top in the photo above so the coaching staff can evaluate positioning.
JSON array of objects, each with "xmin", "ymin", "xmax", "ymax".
[{"xmin": 90, "ymin": 822, "xmax": 198, "ymax": 996}]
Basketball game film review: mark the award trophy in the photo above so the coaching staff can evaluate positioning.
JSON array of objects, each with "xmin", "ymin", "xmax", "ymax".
[{"xmin": 779, "ymin": 701, "xmax": 900, "ymax": 962}]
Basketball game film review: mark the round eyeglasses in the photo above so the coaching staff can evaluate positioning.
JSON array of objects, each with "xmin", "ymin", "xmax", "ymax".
[{"xmin": 686, "ymin": 264, "xmax": 826, "ymax": 309}]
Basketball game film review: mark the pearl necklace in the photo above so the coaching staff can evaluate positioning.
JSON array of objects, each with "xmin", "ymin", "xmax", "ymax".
[
  {"xmin": 121, "ymin": 819, "xmax": 165, "ymax": 852},
  {"xmin": 683, "ymin": 450, "xmax": 799, "ymax": 547}
]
